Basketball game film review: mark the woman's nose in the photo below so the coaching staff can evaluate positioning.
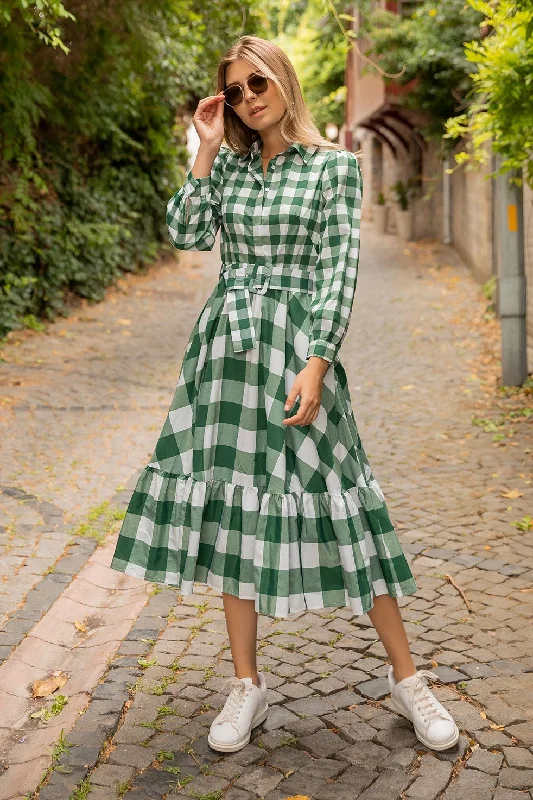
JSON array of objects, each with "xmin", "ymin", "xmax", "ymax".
[{"xmin": 243, "ymin": 84, "xmax": 257, "ymax": 101}]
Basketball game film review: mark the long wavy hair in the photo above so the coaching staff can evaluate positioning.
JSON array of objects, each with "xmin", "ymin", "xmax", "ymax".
[{"xmin": 216, "ymin": 35, "xmax": 360, "ymax": 158}]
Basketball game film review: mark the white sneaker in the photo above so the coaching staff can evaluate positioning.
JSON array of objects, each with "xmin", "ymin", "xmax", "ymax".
[
  {"xmin": 388, "ymin": 667, "xmax": 460, "ymax": 751},
  {"xmin": 208, "ymin": 672, "xmax": 269, "ymax": 753}
]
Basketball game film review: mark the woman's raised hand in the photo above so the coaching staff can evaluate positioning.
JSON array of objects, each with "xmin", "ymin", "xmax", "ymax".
[{"xmin": 192, "ymin": 93, "xmax": 226, "ymax": 149}]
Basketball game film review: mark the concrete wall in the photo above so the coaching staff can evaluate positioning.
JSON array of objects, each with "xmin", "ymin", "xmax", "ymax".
[
  {"xmin": 449, "ymin": 142, "xmax": 495, "ymax": 286},
  {"xmin": 524, "ymin": 183, "xmax": 533, "ymax": 371},
  {"xmin": 354, "ymin": 130, "xmax": 532, "ymax": 374}
]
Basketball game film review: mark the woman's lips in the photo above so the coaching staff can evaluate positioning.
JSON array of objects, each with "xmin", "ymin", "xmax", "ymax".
[{"xmin": 250, "ymin": 106, "xmax": 266, "ymax": 116}]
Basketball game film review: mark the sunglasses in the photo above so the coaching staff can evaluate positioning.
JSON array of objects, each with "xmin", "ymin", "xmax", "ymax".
[{"xmin": 222, "ymin": 72, "xmax": 269, "ymax": 108}]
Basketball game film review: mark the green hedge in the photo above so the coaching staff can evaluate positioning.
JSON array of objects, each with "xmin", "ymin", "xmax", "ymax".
[{"xmin": 0, "ymin": 0, "xmax": 258, "ymax": 338}]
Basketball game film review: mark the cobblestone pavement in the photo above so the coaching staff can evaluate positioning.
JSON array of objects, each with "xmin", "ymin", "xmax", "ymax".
[
  {"xmin": 0, "ymin": 223, "xmax": 532, "ymax": 799},
  {"xmin": 0, "ymin": 247, "xmax": 221, "ymax": 626}
]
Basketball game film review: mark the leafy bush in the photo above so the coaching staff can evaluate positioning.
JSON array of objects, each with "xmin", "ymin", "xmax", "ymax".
[
  {"xmin": 359, "ymin": 0, "xmax": 484, "ymax": 142},
  {"xmin": 444, "ymin": 0, "xmax": 533, "ymax": 188},
  {"xmin": 0, "ymin": 0, "xmax": 258, "ymax": 338}
]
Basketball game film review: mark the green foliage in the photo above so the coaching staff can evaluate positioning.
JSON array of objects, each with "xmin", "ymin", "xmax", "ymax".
[
  {"xmin": 444, "ymin": 0, "xmax": 533, "ymax": 187},
  {"xmin": 360, "ymin": 0, "xmax": 484, "ymax": 141},
  {"xmin": 0, "ymin": 0, "xmax": 259, "ymax": 338},
  {"xmin": 279, "ymin": 0, "xmax": 351, "ymax": 134}
]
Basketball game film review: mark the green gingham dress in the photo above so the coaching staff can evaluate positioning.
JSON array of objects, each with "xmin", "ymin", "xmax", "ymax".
[{"xmin": 110, "ymin": 138, "xmax": 417, "ymax": 617}]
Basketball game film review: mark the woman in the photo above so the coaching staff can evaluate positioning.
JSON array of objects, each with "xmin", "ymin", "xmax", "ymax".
[{"xmin": 111, "ymin": 35, "xmax": 459, "ymax": 755}]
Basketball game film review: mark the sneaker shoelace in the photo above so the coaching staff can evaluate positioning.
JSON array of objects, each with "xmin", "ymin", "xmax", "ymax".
[
  {"xmin": 215, "ymin": 677, "xmax": 255, "ymax": 731},
  {"xmin": 404, "ymin": 670, "xmax": 451, "ymax": 726}
]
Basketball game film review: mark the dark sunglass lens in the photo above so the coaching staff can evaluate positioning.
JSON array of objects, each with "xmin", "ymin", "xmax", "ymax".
[
  {"xmin": 249, "ymin": 74, "xmax": 268, "ymax": 94},
  {"xmin": 224, "ymin": 86, "xmax": 242, "ymax": 106}
]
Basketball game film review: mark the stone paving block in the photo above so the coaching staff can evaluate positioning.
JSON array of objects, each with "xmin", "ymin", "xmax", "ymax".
[
  {"xmin": 274, "ymin": 770, "xmax": 329, "ymax": 799},
  {"xmin": 498, "ymin": 768, "xmax": 533, "ymax": 789},
  {"xmin": 284, "ymin": 696, "xmax": 335, "ymax": 716},
  {"xmin": 309, "ymin": 676, "xmax": 346, "ymax": 694},
  {"xmin": 234, "ymin": 765, "xmax": 284, "ymax": 796},
  {"xmin": 355, "ymin": 677, "xmax": 390, "ymax": 699},
  {"xmin": 89, "ymin": 763, "xmax": 135, "ymax": 787},
  {"xmin": 298, "ymin": 728, "xmax": 350, "ymax": 758},
  {"xmin": 108, "ymin": 743, "xmax": 154, "ymax": 769},
  {"xmin": 327, "ymin": 689, "xmax": 363, "ymax": 708},
  {"xmin": 275, "ymin": 681, "xmax": 313, "ymax": 699},
  {"xmin": 338, "ymin": 740, "xmax": 389, "ymax": 769},
  {"xmin": 406, "ymin": 754, "xmax": 453, "ymax": 798},
  {"xmin": 375, "ymin": 725, "xmax": 419, "ymax": 750},
  {"xmin": 494, "ymin": 791, "xmax": 532, "ymax": 800},
  {"xmin": 503, "ymin": 747, "xmax": 533, "ymax": 768},
  {"xmin": 334, "ymin": 667, "xmax": 369, "ymax": 685},
  {"xmin": 76, "ymin": 787, "xmax": 110, "ymax": 800},
  {"xmin": 306, "ymin": 756, "xmax": 347, "ymax": 780},
  {"xmin": 261, "ymin": 704, "xmax": 300, "ymax": 731},
  {"xmin": 466, "ymin": 748, "xmax": 504, "ymax": 774},
  {"xmin": 459, "ymin": 663, "xmax": 499, "ymax": 679},
  {"xmin": 223, "ymin": 789, "xmax": 256, "ymax": 800},
  {"xmin": 358, "ymin": 768, "xmax": 413, "ymax": 800},
  {"xmin": 475, "ymin": 730, "xmax": 515, "ymax": 749},
  {"xmin": 490, "ymin": 659, "xmax": 529, "ymax": 676},
  {"xmin": 221, "ymin": 744, "xmax": 265, "ymax": 766},
  {"xmin": 282, "ymin": 716, "xmax": 326, "ymax": 737},
  {"xmin": 431, "ymin": 666, "xmax": 468, "ymax": 684},
  {"xmin": 443, "ymin": 767, "xmax": 497, "ymax": 799},
  {"xmin": 381, "ymin": 747, "xmax": 417, "ymax": 770},
  {"xmin": 482, "ymin": 697, "xmax": 528, "ymax": 727},
  {"xmin": 443, "ymin": 701, "xmax": 490, "ymax": 732},
  {"xmin": 266, "ymin": 744, "xmax": 312, "ymax": 772}
]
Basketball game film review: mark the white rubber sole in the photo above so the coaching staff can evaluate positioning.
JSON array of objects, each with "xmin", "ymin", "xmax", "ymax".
[
  {"xmin": 389, "ymin": 697, "xmax": 460, "ymax": 751},
  {"xmin": 207, "ymin": 702, "xmax": 269, "ymax": 753}
]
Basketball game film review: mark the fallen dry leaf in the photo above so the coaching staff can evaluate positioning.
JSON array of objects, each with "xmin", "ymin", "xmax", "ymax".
[
  {"xmin": 74, "ymin": 621, "xmax": 87, "ymax": 633},
  {"xmin": 480, "ymin": 711, "xmax": 487, "ymax": 719},
  {"xmin": 501, "ymin": 489, "xmax": 523, "ymax": 499},
  {"xmin": 32, "ymin": 671, "xmax": 68, "ymax": 698},
  {"xmin": 285, "ymin": 796, "xmax": 310, "ymax": 800},
  {"xmin": 431, "ymin": 660, "xmax": 438, "ymax": 669},
  {"xmin": 490, "ymin": 723, "xmax": 505, "ymax": 731}
]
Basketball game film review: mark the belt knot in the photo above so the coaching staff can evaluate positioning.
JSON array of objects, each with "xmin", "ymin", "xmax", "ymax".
[{"xmin": 220, "ymin": 263, "xmax": 273, "ymax": 353}]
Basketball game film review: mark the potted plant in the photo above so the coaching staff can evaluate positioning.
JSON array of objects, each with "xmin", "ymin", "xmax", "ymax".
[
  {"xmin": 391, "ymin": 179, "xmax": 417, "ymax": 241},
  {"xmin": 373, "ymin": 191, "xmax": 388, "ymax": 234}
]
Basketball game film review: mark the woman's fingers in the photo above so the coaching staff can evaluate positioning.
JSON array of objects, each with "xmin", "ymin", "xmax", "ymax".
[
  {"xmin": 196, "ymin": 93, "xmax": 225, "ymax": 111},
  {"xmin": 283, "ymin": 400, "xmax": 319, "ymax": 426}
]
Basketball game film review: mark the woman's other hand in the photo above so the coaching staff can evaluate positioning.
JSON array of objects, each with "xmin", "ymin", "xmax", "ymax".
[{"xmin": 283, "ymin": 357, "xmax": 330, "ymax": 427}]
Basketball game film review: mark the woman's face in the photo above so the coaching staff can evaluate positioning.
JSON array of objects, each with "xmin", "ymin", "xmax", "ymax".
[{"xmin": 224, "ymin": 59, "xmax": 286, "ymax": 134}]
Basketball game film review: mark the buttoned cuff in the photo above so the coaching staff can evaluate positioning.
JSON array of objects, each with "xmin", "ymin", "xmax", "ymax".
[
  {"xmin": 182, "ymin": 170, "xmax": 212, "ymax": 198},
  {"xmin": 306, "ymin": 339, "xmax": 337, "ymax": 364}
]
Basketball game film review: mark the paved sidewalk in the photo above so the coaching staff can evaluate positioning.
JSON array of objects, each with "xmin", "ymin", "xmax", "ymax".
[{"xmin": 0, "ymin": 224, "xmax": 532, "ymax": 799}]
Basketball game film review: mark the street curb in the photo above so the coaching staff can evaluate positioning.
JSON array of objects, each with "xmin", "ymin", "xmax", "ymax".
[
  {"xmin": 0, "ymin": 475, "xmax": 140, "ymax": 667},
  {"xmin": 35, "ymin": 584, "xmax": 177, "ymax": 799}
]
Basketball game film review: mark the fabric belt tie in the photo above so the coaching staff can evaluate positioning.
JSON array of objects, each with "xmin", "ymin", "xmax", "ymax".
[
  {"xmin": 220, "ymin": 263, "xmax": 315, "ymax": 354},
  {"xmin": 221, "ymin": 263, "xmax": 271, "ymax": 353}
]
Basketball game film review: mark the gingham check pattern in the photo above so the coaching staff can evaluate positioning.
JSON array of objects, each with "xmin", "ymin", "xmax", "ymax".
[{"xmin": 110, "ymin": 140, "xmax": 417, "ymax": 617}]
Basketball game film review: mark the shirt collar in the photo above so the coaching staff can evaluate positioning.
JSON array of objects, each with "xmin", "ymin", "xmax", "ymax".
[{"xmin": 246, "ymin": 138, "xmax": 318, "ymax": 164}]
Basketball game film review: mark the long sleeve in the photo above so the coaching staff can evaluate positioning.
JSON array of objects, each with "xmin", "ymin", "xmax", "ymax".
[
  {"xmin": 306, "ymin": 150, "xmax": 363, "ymax": 365},
  {"xmin": 166, "ymin": 147, "xmax": 228, "ymax": 251}
]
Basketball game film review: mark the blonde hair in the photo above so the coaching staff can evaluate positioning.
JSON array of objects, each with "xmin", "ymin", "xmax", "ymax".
[{"xmin": 216, "ymin": 35, "xmax": 361, "ymax": 158}]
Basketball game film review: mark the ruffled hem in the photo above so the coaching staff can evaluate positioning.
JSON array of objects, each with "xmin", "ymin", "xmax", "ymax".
[{"xmin": 110, "ymin": 466, "xmax": 418, "ymax": 618}]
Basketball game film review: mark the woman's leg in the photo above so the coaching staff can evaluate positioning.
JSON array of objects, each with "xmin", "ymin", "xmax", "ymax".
[
  {"xmin": 367, "ymin": 594, "xmax": 417, "ymax": 681},
  {"xmin": 222, "ymin": 593, "xmax": 260, "ymax": 687}
]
